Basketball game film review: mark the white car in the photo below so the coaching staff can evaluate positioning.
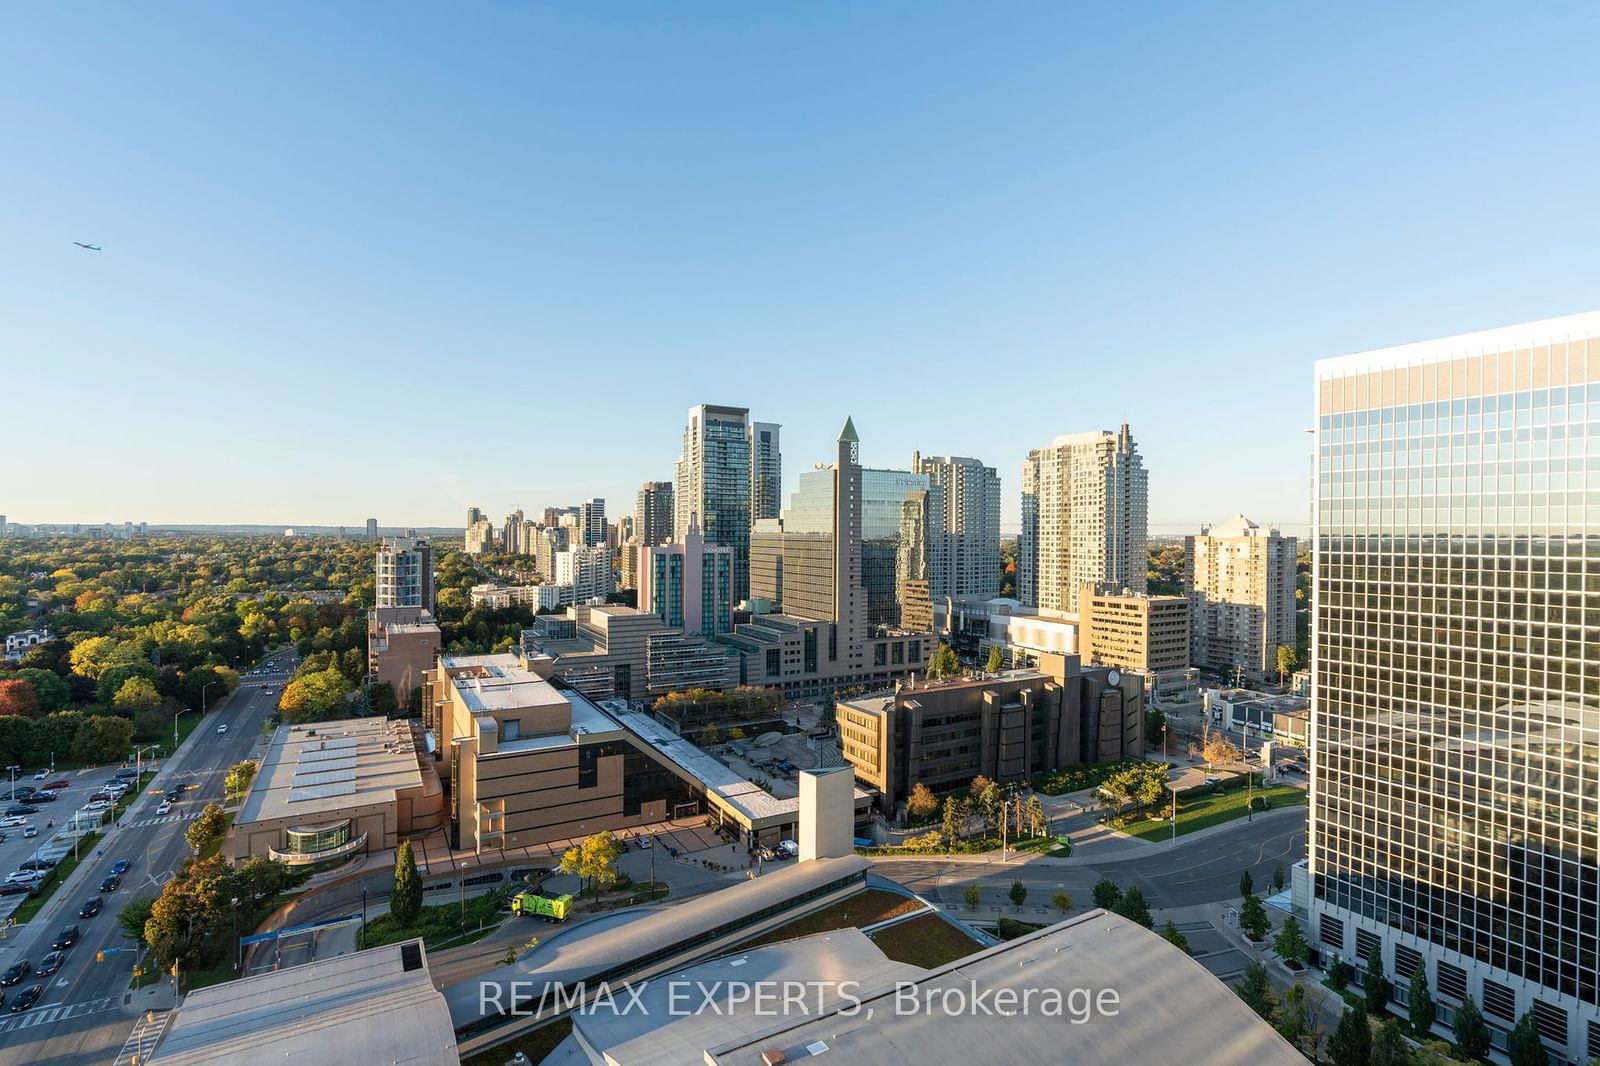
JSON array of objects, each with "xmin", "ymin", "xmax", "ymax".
[
  {"xmin": 4, "ymin": 870, "xmax": 42, "ymax": 885},
  {"xmin": 216, "ymin": 724, "xmax": 229, "ymax": 734},
  {"xmin": 156, "ymin": 800, "xmax": 172, "ymax": 816},
  {"xmin": 83, "ymin": 800, "xmax": 111, "ymax": 813},
  {"xmin": 21, "ymin": 826, "xmax": 37, "ymax": 839},
  {"xmin": 32, "ymin": 770, "xmax": 48, "ymax": 781}
]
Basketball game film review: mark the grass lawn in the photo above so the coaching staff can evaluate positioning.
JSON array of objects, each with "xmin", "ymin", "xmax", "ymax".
[
  {"xmin": 460, "ymin": 1017, "xmax": 573, "ymax": 1066},
  {"xmin": 360, "ymin": 889, "xmax": 509, "ymax": 951},
  {"xmin": 869, "ymin": 913, "xmax": 984, "ymax": 967},
  {"xmin": 736, "ymin": 889, "xmax": 924, "ymax": 951},
  {"xmin": 1113, "ymin": 783, "xmax": 1307, "ymax": 841}
]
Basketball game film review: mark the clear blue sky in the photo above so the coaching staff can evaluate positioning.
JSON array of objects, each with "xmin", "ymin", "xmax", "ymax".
[{"xmin": 6, "ymin": 3, "xmax": 1599, "ymax": 534}]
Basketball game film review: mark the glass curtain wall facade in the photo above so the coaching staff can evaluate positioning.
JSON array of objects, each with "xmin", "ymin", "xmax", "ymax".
[
  {"xmin": 1312, "ymin": 314, "xmax": 1600, "ymax": 1062},
  {"xmin": 677, "ymin": 405, "xmax": 753, "ymax": 601},
  {"xmin": 861, "ymin": 469, "xmax": 934, "ymax": 630}
]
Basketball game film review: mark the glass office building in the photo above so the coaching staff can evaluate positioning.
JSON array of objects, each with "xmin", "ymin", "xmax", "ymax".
[
  {"xmin": 1312, "ymin": 312, "xmax": 1600, "ymax": 1062},
  {"xmin": 676, "ymin": 405, "xmax": 753, "ymax": 601},
  {"xmin": 861, "ymin": 469, "xmax": 936, "ymax": 629}
]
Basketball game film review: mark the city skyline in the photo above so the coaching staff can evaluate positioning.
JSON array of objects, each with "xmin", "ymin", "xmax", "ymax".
[{"xmin": 10, "ymin": 6, "xmax": 1600, "ymax": 529}]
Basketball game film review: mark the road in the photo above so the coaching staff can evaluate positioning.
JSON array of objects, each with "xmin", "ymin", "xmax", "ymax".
[
  {"xmin": 870, "ymin": 809, "xmax": 1305, "ymax": 912},
  {"xmin": 0, "ymin": 650, "xmax": 296, "ymax": 1066}
]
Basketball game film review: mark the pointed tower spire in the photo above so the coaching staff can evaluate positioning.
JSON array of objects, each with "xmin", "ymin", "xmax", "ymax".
[{"xmin": 838, "ymin": 415, "xmax": 859, "ymax": 444}]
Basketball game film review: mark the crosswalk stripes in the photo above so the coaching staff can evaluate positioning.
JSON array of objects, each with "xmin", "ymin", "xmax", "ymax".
[
  {"xmin": 0, "ymin": 996, "xmax": 116, "ymax": 1035},
  {"xmin": 123, "ymin": 810, "xmax": 203, "ymax": 830},
  {"xmin": 112, "ymin": 1006, "xmax": 171, "ymax": 1066}
]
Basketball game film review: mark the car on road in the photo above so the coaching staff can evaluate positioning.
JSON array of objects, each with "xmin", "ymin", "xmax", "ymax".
[
  {"xmin": 156, "ymin": 800, "xmax": 172, "ymax": 815},
  {"xmin": 32, "ymin": 769, "xmax": 48, "ymax": 780},
  {"xmin": 110, "ymin": 858, "xmax": 131, "ymax": 875},
  {"xmin": 166, "ymin": 786, "xmax": 183, "ymax": 800},
  {"xmin": 99, "ymin": 874, "xmax": 122, "ymax": 893},
  {"xmin": 21, "ymin": 826, "xmax": 36, "ymax": 839},
  {"xmin": 41, "ymin": 780, "xmax": 68, "ymax": 791},
  {"xmin": 51, "ymin": 925, "xmax": 80, "ymax": 950},
  {"xmin": 4, "ymin": 805, "xmax": 39, "ymax": 817},
  {"xmin": 0, "ymin": 961, "xmax": 31, "ymax": 986},
  {"xmin": 36, "ymin": 951, "xmax": 64, "ymax": 977},
  {"xmin": 636, "ymin": 835, "xmax": 652, "ymax": 849},
  {"xmin": 114, "ymin": 768, "xmax": 139, "ymax": 779},
  {"xmin": 9, "ymin": 985, "xmax": 42, "ymax": 1012},
  {"xmin": 79, "ymin": 897, "xmax": 103, "ymax": 918},
  {"xmin": 216, "ymin": 724, "xmax": 229, "ymax": 734}
]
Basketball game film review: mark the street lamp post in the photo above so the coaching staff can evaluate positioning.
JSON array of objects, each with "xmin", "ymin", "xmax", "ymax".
[
  {"xmin": 173, "ymin": 708, "xmax": 195, "ymax": 749},
  {"xmin": 231, "ymin": 898, "xmax": 240, "ymax": 971},
  {"xmin": 5, "ymin": 766, "xmax": 17, "ymax": 802}
]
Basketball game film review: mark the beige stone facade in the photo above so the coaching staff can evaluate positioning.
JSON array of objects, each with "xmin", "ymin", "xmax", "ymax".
[{"xmin": 1078, "ymin": 583, "xmax": 1189, "ymax": 673}]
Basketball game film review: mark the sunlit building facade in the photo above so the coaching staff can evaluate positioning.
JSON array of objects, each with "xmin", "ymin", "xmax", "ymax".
[{"xmin": 1311, "ymin": 311, "xmax": 1600, "ymax": 1063}]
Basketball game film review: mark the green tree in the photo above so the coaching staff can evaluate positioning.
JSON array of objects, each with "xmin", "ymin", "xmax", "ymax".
[
  {"xmin": 700, "ymin": 722, "xmax": 723, "ymax": 747},
  {"xmin": 1235, "ymin": 960, "xmax": 1276, "ymax": 1019},
  {"xmin": 1092, "ymin": 877, "xmax": 1122, "ymax": 910},
  {"xmin": 278, "ymin": 667, "xmax": 354, "ymax": 723},
  {"xmin": 225, "ymin": 760, "xmax": 257, "ymax": 795},
  {"xmin": 1239, "ymin": 893, "xmax": 1270, "ymax": 939},
  {"xmin": 926, "ymin": 643, "xmax": 961, "ymax": 681},
  {"xmin": 1272, "ymin": 864, "xmax": 1285, "ymax": 892},
  {"xmin": 941, "ymin": 796, "xmax": 963, "ymax": 843},
  {"xmin": 1276, "ymin": 981, "xmax": 1317, "ymax": 1054},
  {"xmin": 963, "ymin": 884, "xmax": 981, "ymax": 910},
  {"xmin": 1051, "ymin": 890, "xmax": 1072, "ymax": 914},
  {"xmin": 72, "ymin": 714, "xmax": 135, "ymax": 762},
  {"xmin": 1275, "ymin": 644, "xmax": 1298, "ymax": 686},
  {"xmin": 1273, "ymin": 915, "xmax": 1310, "ymax": 966},
  {"xmin": 985, "ymin": 645, "xmax": 1002, "ymax": 673},
  {"xmin": 1144, "ymin": 706, "xmax": 1166, "ymax": 751},
  {"xmin": 906, "ymin": 782, "xmax": 938, "ymax": 819},
  {"xmin": 0, "ymin": 715, "xmax": 39, "ymax": 767},
  {"xmin": 185, "ymin": 802, "xmax": 229, "ymax": 854},
  {"xmin": 1372, "ymin": 1017, "xmax": 1413, "ymax": 1066},
  {"xmin": 1159, "ymin": 919, "xmax": 1190, "ymax": 954},
  {"xmin": 114, "ymin": 675, "xmax": 162, "ymax": 714},
  {"xmin": 1407, "ymin": 964, "xmax": 1434, "ymax": 1037},
  {"xmin": 367, "ymin": 681, "xmax": 397, "ymax": 717},
  {"xmin": 1363, "ymin": 948, "xmax": 1392, "ymax": 1012},
  {"xmin": 1239, "ymin": 869, "xmax": 1254, "ymax": 900},
  {"xmin": 391, "ymin": 839, "xmax": 423, "ymax": 925},
  {"xmin": 1113, "ymin": 885, "xmax": 1153, "ymax": 928},
  {"xmin": 1453, "ymin": 994, "xmax": 1490, "ymax": 1063},
  {"xmin": 118, "ymin": 896, "xmax": 157, "ymax": 943},
  {"xmin": 1008, "ymin": 879, "xmax": 1026, "ymax": 909},
  {"xmin": 1506, "ymin": 1012, "xmax": 1546, "ymax": 1066},
  {"xmin": 96, "ymin": 660, "xmax": 158, "ymax": 705},
  {"xmin": 12, "ymin": 668, "xmax": 70, "ymax": 712},
  {"xmin": 1329, "ymin": 1002, "xmax": 1373, "ymax": 1066},
  {"xmin": 1024, "ymin": 794, "xmax": 1048, "ymax": 837}
]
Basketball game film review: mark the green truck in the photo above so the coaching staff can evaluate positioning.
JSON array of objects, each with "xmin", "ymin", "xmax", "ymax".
[{"xmin": 511, "ymin": 891, "xmax": 573, "ymax": 922}]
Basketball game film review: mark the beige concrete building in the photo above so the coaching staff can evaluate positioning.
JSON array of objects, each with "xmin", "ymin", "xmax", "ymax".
[
  {"xmin": 1018, "ymin": 425, "xmax": 1147, "ymax": 614},
  {"xmin": 837, "ymin": 652, "xmax": 1143, "ymax": 811},
  {"xmin": 228, "ymin": 717, "xmax": 445, "ymax": 866},
  {"xmin": 1078, "ymin": 583, "xmax": 1189, "ymax": 673},
  {"xmin": 520, "ymin": 604, "xmax": 738, "ymax": 701},
  {"xmin": 367, "ymin": 606, "xmax": 441, "ymax": 708},
  {"xmin": 1184, "ymin": 514, "xmax": 1297, "ymax": 677}
]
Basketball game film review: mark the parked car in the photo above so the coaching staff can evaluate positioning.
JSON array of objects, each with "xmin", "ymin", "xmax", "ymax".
[
  {"xmin": 36, "ymin": 951, "xmax": 63, "ymax": 976},
  {"xmin": 79, "ymin": 897, "xmax": 103, "ymax": 918},
  {"xmin": 0, "ymin": 882, "xmax": 32, "ymax": 896},
  {"xmin": 9, "ymin": 985, "xmax": 42, "ymax": 1012},
  {"xmin": 51, "ymin": 926, "xmax": 80, "ymax": 950},
  {"xmin": 41, "ymin": 780, "xmax": 68, "ymax": 791},
  {"xmin": 32, "ymin": 770, "xmax": 48, "ymax": 781},
  {"xmin": 0, "ymin": 961, "xmax": 30, "ymax": 987},
  {"xmin": 29, "ymin": 792, "xmax": 56, "ymax": 804},
  {"xmin": 110, "ymin": 859, "xmax": 131, "ymax": 875},
  {"xmin": 12, "ymin": 787, "xmax": 36, "ymax": 801},
  {"xmin": 17, "ymin": 858, "xmax": 57, "ymax": 872},
  {"xmin": 114, "ymin": 768, "xmax": 139, "ymax": 779},
  {"xmin": 775, "ymin": 839, "xmax": 799, "ymax": 859},
  {"xmin": 636, "ymin": 836, "xmax": 652, "ymax": 850},
  {"xmin": 4, "ymin": 806, "xmax": 39, "ymax": 817},
  {"xmin": 99, "ymin": 874, "xmax": 122, "ymax": 893}
]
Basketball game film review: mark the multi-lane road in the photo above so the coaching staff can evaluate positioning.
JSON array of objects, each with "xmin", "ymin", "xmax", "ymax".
[{"xmin": 0, "ymin": 650, "xmax": 296, "ymax": 1066}]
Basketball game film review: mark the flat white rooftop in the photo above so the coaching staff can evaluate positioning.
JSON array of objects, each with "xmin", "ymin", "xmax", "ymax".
[
  {"xmin": 1316, "ymin": 309, "xmax": 1600, "ymax": 378},
  {"xmin": 238, "ymin": 717, "xmax": 424, "ymax": 825}
]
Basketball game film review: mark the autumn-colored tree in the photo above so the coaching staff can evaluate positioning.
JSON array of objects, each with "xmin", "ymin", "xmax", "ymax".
[
  {"xmin": 0, "ymin": 679, "xmax": 41, "ymax": 718},
  {"xmin": 114, "ymin": 676, "xmax": 163, "ymax": 714},
  {"xmin": 906, "ymin": 782, "xmax": 939, "ymax": 819}
]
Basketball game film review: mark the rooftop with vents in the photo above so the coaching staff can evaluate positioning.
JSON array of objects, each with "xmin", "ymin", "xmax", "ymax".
[{"xmin": 238, "ymin": 716, "xmax": 430, "ymax": 825}]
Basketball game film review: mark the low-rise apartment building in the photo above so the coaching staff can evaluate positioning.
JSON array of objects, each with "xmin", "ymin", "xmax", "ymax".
[
  {"xmin": 367, "ymin": 606, "xmax": 442, "ymax": 708},
  {"xmin": 837, "ymin": 652, "xmax": 1143, "ymax": 811},
  {"xmin": 1077, "ymin": 583, "xmax": 1189, "ymax": 673}
]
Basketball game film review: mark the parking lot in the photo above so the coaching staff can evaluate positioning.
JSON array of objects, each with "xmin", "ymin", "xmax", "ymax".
[{"xmin": 0, "ymin": 763, "xmax": 182, "ymax": 926}]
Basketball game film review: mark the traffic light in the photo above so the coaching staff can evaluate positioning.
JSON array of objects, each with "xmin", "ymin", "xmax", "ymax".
[
  {"xmin": 133, "ymin": 966, "xmax": 144, "ymax": 978},
  {"xmin": 96, "ymin": 951, "xmax": 105, "ymax": 962},
  {"xmin": 170, "ymin": 963, "xmax": 179, "ymax": 977}
]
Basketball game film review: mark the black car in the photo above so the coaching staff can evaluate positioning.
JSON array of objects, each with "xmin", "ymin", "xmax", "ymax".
[
  {"xmin": 79, "ymin": 897, "xmax": 103, "ymax": 918},
  {"xmin": 9, "ymin": 985, "xmax": 42, "ymax": 1012},
  {"xmin": 51, "ymin": 926, "xmax": 79, "ymax": 950},
  {"xmin": 99, "ymin": 874, "xmax": 121, "ymax": 893},
  {"xmin": 11, "ymin": 787, "xmax": 36, "ymax": 801},
  {"xmin": 17, "ymin": 858, "xmax": 57, "ymax": 872},
  {"xmin": 165, "ymin": 788, "xmax": 183, "ymax": 802},
  {"xmin": 114, "ymin": 768, "xmax": 139, "ymax": 779},
  {"xmin": 36, "ymin": 951, "xmax": 64, "ymax": 976},
  {"xmin": 29, "ymin": 792, "xmax": 56, "ymax": 804},
  {"xmin": 3, "ymin": 805, "xmax": 38, "ymax": 817},
  {"xmin": 0, "ymin": 961, "xmax": 30, "ymax": 987}
]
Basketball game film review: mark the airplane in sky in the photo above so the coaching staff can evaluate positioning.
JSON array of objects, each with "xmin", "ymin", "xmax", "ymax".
[{"xmin": 73, "ymin": 241, "xmax": 102, "ymax": 251}]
